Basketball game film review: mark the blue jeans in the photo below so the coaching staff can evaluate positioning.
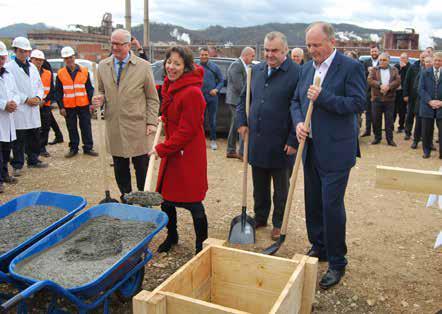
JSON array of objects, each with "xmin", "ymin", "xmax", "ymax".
[{"xmin": 204, "ymin": 94, "xmax": 218, "ymax": 141}]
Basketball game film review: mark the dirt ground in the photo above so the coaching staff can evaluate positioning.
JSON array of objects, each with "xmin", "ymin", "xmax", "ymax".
[{"xmin": 0, "ymin": 113, "xmax": 441, "ymax": 313}]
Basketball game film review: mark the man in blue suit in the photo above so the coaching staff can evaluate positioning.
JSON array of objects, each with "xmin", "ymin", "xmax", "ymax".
[
  {"xmin": 291, "ymin": 22, "xmax": 366, "ymax": 289},
  {"xmin": 418, "ymin": 52, "xmax": 442, "ymax": 159},
  {"xmin": 237, "ymin": 31, "xmax": 300, "ymax": 241}
]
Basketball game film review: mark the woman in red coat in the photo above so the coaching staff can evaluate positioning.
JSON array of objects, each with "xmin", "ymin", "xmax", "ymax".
[{"xmin": 150, "ymin": 46, "xmax": 208, "ymax": 254}]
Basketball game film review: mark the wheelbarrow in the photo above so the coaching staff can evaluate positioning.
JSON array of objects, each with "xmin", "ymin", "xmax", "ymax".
[
  {"xmin": 1, "ymin": 203, "xmax": 168, "ymax": 314},
  {"xmin": 0, "ymin": 191, "xmax": 87, "ymax": 304}
]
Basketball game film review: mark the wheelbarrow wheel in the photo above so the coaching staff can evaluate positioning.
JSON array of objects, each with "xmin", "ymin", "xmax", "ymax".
[{"xmin": 115, "ymin": 265, "xmax": 145, "ymax": 302}]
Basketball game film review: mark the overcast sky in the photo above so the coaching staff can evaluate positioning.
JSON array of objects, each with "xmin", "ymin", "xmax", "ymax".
[{"xmin": 1, "ymin": 0, "xmax": 441, "ymax": 42}]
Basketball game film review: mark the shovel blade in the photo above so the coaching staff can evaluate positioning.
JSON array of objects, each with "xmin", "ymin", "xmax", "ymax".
[{"xmin": 228, "ymin": 209, "xmax": 256, "ymax": 244}]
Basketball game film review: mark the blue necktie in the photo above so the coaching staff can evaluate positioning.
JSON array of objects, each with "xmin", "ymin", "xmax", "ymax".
[{"xmin": 117, "ymin": 61, "xmax": 123, "ymax": 86}]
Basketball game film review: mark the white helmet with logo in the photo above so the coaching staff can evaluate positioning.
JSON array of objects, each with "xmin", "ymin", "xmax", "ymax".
[
  {"xmin": 61, "ymin": 46, "xmax": 75, "ymax": 58},
  {"xmin": 0, "ymin": 41, "xmax": 8, "ymax": 56},
  {"xmin": 30, "ymin": 49, "xmax": 45, "ymax": 60},
  {"xmin": 12, "ymin": 37, "xmax": 32, "ymax": 51}
]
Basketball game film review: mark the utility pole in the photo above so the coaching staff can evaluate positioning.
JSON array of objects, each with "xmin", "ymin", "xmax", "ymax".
[
  {"xmin": 143, "ymin": 0, "xmax": 149, "ymax": 47},
  {"xmin": 125, "ymin": 0, "xmax": 131, "ymax": 33}
]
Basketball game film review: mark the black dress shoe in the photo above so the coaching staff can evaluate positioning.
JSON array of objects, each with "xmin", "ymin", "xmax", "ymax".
[
  {"xmin": 28, "ymin": 161, "xmax": 48, "ymax": 168},
  {"xmin": 84, "ymin": 149, "xmax": 99, "ymax": 157},
  {"xmin": 423, "ymin": 152, "xmax": 430, "ymax": 159},
  {"xmin": 65, "ymin": 150, "xmax": 78, "ymax": 158},
  {"xmin": 430, "ymin": 145, "xmax": 436, "ymax": 151},
  {"xmin": 387, "ymin": 141, "xmax": 397, "ymax": 147},
  {"xmin": 319, "ymin": 268, "xmax": 345, "ymax": 290},
  {"xmin": 306, "ymin": 247, "xmax": 327, "ymax": 262},
  {"xmin": 49, "ymin": 138, "xmax": 64, "ymax": 145},
  {"xmin": 404, "ymin": 134, "xmax": 411, "ymax": 140},
  {"xmin": 360, "ymin": 132, "xmax": 371, "ymax": 137},
  {"xmin": 371, "ymin": 139, "xmax": 381, "ymax": 145},
  {"xmin": 410, "ymin": 141, "xmax": 418, "ymax": 149}
]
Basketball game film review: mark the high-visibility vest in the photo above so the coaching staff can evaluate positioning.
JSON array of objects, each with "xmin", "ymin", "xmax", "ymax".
[
  {"xmin": 40, "ymin": 69, "xmax": 52, "ymax": 107},
  {"xmin": 57, "ymin": 66, "xmax": 89, "ymax": 108}
]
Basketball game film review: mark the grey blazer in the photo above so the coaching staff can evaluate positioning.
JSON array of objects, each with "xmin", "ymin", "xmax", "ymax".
[{"xmin": 226, "ymin": 58, "xmax": 247, "ymax": 106}]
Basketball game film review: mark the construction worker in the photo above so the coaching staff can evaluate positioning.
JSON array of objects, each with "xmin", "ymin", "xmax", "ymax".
[
  {"xmin": 5, "ymin": 37, "xmax": 47, "ymax": 177},
  {"xmin": 0, "ymin": 41, "xmax": 20, "ymax": 193},
  {"xmin": 55, "ymin": 46, "xmax": 98, "ymax": 158},
  {"xmin": 30, "ymin": 49, "xmax": 56, "ymax": 157}
]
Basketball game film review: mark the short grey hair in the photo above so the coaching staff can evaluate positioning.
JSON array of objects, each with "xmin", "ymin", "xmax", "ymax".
[
  {"xmin": 379, "ymin": 52, "xmax": 390, "ymax": 60},
  {"xmin": 241, "ymin": 46, "xmax": 255, "ymax": 57},
  {"xmin": 434, "ymin": 51, "xmax": 442, "ymax": 59},
  {"xmin": 264, "ymin": 31, "xmax": 288, "ymax": 50},
  {"xmin": 400, "ymin": 52, "xmax": 408, "ymax": 58},
  {"xmin": 306, "ymin": 22, "xmax": 335, "ymax": 40},
  {"xmin": 111, "ymin": 29, "xmax": 131, "ymax": 43},
  {"xmin": 291, "ymin": 47, "xmax": 304, "ymax": 56}
]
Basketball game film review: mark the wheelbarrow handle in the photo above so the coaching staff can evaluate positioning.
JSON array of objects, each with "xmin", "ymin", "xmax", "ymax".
[{"xmin": 1, "ymin": 280, "xmax": 51, "ymax": 311}]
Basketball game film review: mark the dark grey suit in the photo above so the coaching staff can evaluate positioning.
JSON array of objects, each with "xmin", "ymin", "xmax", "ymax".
[{"xmin": 226, "ymin": 58, "xmax": 247, "ymax": 155}]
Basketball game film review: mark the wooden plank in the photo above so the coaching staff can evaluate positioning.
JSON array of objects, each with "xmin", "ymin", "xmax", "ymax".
[
  {"xmin": 291, "ymin": 255, "xmax": 318, "ymax": 314},
  {"xmin": 158, "ymin": 291, "xmax": 250, "ymax": 314},
  {"xmin": 376, "ymin": 165, "xmax": 442, "ymax": 194},
  {"xmin": 203, "ymin": 238, "xmax": 227, "ymax": 248},
  {"xmin": 211, "ymin": 246, "xmax": 297, "ymax": 293},
  {"xmin": 211, "ymin": 279, "xmax": 280, "ymax": 314},
  {"xmin": 133, "ymin": 291, "xmax": 166, "ymax": 314},
  {"xmin": 270, "ymin": 257, "xmax": 305, "ymax": 314}
]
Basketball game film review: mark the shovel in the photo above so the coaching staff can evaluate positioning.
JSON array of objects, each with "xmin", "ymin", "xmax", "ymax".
[
  {"xmin": 262, "ymin": 76, "xmax": 321, "ymax": 255},
  {"xmin": 228, "ymin": 67, "xmax": 256, "ymax": 244},
  {"xmin": 124, "ymin": 121, "xmax": 164, "ymax": 207},
  {"xmin": 93, "ymin": 62, "xmax": 119, "ymax": 204}
]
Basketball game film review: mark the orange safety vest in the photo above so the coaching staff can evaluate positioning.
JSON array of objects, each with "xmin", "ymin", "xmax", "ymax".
[
  {"xmin": 40, "ymin": 69, "xmax": 52, "ymax": 107},
  {"xmin": 57, "ymin": 66, "xmax": 89, "ymax": 108}
]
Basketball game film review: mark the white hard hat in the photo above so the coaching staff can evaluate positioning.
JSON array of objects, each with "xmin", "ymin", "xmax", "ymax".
[
  {"xmin": 12, "ymin": 37, "xmax": 32, "ymax": 51},
  {"xmin": 61, "ymin": 46, "xmax": 75, "ymax": 58},
  {"xmin": 30, "ymin": 49, "xmax": 45, "ymax": 60},
  {"xmin": 0, "ymin": 41, "xmax": 8, "ymax": 56}
]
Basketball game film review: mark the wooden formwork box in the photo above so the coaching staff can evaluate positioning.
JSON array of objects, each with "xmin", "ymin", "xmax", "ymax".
[{"xmin": 133, "ymin": 238, "xmax": 318, "ymax": 314}]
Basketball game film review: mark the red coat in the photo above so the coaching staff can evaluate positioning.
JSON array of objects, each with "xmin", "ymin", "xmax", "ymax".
[{"xmin": 155, "ymin": 66, "xmax": 208, "ymax": 203}]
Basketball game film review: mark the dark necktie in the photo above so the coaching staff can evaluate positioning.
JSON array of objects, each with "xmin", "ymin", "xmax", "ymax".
[
  {"xmin": 434, "ymin": 69, "xmax": 440, "ymax": 99},
  {"xmin": 268, "ymin": 67, "xmax": 277, "ymax": 78},
  {"xmin": 116, "ymin": 61, "xmax": 124, "ymax": 86}
]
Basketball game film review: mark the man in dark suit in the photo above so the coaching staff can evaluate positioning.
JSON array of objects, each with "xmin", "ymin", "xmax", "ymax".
[
  {"xmin": 361, "ymin": 45, "xmax": 380, "ymax": 137},
  {"xmin": 291, "ymin": 22, "xmax": 366, "ymax": 289},
  {"xmin": 418, "ymin": 52, "xmax": 442, "ymax": 159},
  {"xmin": 237, "ymin": 31, "xmax": 300, "ymax": 241},
  {"xmin": 394, "ymin": 53, "xmax": 410, "ymax": 133},
  {"xmin": 226, "ymin": 47, "xmax": 255, "ymax": 160}
]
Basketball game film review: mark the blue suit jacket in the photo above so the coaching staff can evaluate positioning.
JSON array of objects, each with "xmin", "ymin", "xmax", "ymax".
[
  {"xmin": 418, "ymin": 68, "xmax": 442, "ymax": 119},
  {"xmin": 291, "ymin": 51, "xmax": 366, "ymax": 173},
  {"xmin": 236, "ymin": 58, "xmax": 300, "ymax": 169}
]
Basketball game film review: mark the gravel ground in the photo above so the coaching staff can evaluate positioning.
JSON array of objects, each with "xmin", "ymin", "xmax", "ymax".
[{"xmin": 0, "ymin": 113, "xmax": 441, "ymax": 313}]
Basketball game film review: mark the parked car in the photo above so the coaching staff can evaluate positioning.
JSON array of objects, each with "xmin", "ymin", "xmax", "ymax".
[
  {"xmin": 47, "ymin": 58, "xmax": 97, "ymax": 86},
  {"xmin": 152, "ymin": 57, "xmax": 244, "ymax": 134},
  {"xmin": 358, "ymin": 55, "xmax": 418, "ymax": 66}
]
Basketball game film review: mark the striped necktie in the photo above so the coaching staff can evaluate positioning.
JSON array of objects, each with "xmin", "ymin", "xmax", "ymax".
[{"xmin": 117, "ymin": 61, "xmax": 124, "ymax": 86}]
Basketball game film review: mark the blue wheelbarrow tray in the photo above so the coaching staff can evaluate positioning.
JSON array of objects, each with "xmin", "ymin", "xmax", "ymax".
[
  {"xmin": 4, "ymin": 203, "xmax": 168, "ymax": 313},
  {"xmin": 0, "ymin": 191, "xmax": 87, "ymax": 273}
]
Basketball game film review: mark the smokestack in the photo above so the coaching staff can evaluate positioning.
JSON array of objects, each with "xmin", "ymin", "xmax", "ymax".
[
  {"xmin": 144, "ymin": 0, "xmax": 149, "ymax": 47},
  {"xmin": 125, "ymin": 0, "xmax": 131, "ymax": 33}
]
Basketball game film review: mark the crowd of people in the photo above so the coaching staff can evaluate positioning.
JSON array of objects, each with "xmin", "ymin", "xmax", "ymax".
[{"xmin": 1, "ymin": 22, "xmax": 441, "ymax": 290}]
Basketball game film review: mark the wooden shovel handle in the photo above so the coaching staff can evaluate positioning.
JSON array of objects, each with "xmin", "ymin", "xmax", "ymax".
[
  {"xmin": 280, "ymin": 76, "xmax": 321, "ymax": 235},
  {"xmin": 144, "ymin": 121, "xmax": 163, "ymax": 192},
  {"xmin": 241, "ymin": 67, "xmax": 252, "ymax": 207}
]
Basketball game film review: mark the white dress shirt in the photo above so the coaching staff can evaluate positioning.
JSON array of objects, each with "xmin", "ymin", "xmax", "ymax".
[{"xmin": 380, "ymin": 68, "xmax": 391, "ymax": 86}]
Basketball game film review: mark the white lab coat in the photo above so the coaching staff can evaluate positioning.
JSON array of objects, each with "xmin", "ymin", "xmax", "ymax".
[
  {"xmin": 0, "ymin": 69, "xmax": 19, "ymax": 142},
  {"xmin": 5, "ymin": 60, "xmax": 43, "ymax": 130}
]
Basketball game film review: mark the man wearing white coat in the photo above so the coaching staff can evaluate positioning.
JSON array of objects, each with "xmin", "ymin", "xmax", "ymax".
[
  {"xmin": 0, "ymin": 41, "xmax": 19, "ymax": 193},
  {"xmin": 5, "ymin": 37, "xmax": 47, "ymax": 177}
]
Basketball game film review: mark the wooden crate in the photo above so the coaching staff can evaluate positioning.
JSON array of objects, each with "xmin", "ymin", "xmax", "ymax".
[{"xmin": 133, "ymin": 238, "xmax": 318, "ymax": 314}]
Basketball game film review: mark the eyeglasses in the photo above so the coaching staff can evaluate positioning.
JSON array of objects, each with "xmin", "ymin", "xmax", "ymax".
[{"xmin": 111, "ymin": 42, "xmax": 129, "ymax": 47}]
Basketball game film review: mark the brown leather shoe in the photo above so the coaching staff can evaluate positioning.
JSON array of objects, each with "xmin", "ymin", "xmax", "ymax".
[
  {"xmin": 255, "ymin": 221, "xmax": 268, "ymax": 229},
  {"xmin": 226, "ymin": 152, "xmax": 238, "ymax": 159},
  {"xmin": 271, "ymin": 228, "xmax": 281, "ymax": 240}
]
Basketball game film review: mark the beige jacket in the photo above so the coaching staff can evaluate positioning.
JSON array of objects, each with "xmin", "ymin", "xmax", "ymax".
[{"xmin": 96, "ymin": 53, "xmax": 160, "ymax": 158}]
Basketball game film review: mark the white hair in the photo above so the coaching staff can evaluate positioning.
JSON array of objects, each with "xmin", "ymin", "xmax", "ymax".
[
  {"xmin": 111, "ymin": 29, "xmax": 131, "ymax": 43},
  {"xmin": 241, "ymin": 47, "xmax": 255, "ymax": 57}
]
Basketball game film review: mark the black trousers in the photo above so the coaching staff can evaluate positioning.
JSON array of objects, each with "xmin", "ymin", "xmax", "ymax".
[
  {"xmin": 405, "ymin": 100, "xmax": 416, "ymax": 136},
  {"xmin": 394, "ymin": 90, "xmax": 406, "ymax": 130},
  {"xmin": 50, "ymin": 111, "xmax": 63, "ymax": 141},
  {"xmin": 11, "ymin": 128, "xmax": 41, "ymax": 169},
  {"xmin": 413, "ymin": 116, "xmax": 422, "ymax": 142},
  {"xmin": 373, "ymin": 101, "xmax": 395, "ymax": 142},
  {"xmin": 65, "ymin": 106, "xmax": 93, "ymax": 152},
  {"xmin": 364, "ymin": 96, "xmax": 373, "ymax": 134},
  {"xmin": 112, "ymin": 154, "xmax": 149, "ymax": 199},
  {"xmin": 40, "ymin": 107, "xmax": 52, "ymax": 152},
  {"xmin": 0, "ymin": 142, "xmax": 12, "ymax": 183},
  {"xmin": 251, "ymin": 166, "xmax": 290, "ymax": 228},
  {"xmin": 422, "ymin": 118, "xmax": 441, "ymax": 155}
]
